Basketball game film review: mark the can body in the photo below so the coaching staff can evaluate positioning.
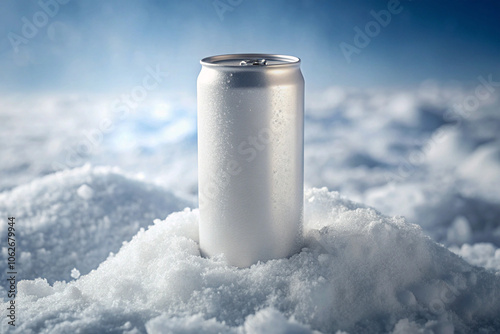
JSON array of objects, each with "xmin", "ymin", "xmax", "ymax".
[{"xmin": 197, "ymin": 54, "xmax": 304, "ymax": 268}]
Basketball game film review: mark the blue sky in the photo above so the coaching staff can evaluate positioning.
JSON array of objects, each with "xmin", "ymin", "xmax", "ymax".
[{"xmin": 1, "ymin": 0, "xmax": 499, "ymax": 94}]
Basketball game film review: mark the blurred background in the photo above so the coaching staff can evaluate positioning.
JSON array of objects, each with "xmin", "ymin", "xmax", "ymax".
[{"xmin": 1, "ymin": 0, "xmax": 500, "ymax": 247}]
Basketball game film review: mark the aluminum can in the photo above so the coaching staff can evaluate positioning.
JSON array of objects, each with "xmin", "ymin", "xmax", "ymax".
[{"xmin": 198, "ymin": 54, "xmax": 304, "ymax": 267}]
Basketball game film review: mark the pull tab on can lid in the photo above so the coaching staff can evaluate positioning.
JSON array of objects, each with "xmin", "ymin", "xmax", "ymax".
[
  {"xmin": 201, "ymin": 54, "xmax": 300, "ymax": 68},
  {"xmin": 239, "ymin": 59, "xmax": 267, "ymax": 66}
]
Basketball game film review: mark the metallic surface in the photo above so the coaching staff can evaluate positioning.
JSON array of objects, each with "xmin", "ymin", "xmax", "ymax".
[{"xmin": 198, "ymin": 54, "xmax": 304, "ymax": 267}]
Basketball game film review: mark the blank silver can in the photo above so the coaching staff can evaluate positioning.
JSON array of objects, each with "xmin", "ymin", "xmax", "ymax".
[{"xmin": 197, "ymin": 54, "xmax": 304, "ymax": 268}]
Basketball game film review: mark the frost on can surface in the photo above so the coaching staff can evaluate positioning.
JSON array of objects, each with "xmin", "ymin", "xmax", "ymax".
[{"xmin": 198, "ymin": 54, "xmax": 304, "ymax": 268}]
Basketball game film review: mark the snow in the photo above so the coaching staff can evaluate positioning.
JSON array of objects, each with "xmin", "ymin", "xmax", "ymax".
[
  {"xmin": 2, "ymin": 180, "xmax": 500, "ymax": 333},
  {"xmin": 450, "ymin": 243, "xmax": 500, "ymax": 272},
  {"xmin": 1, "ymin": 81, "xmax": 500, "ymax": 332},
  {"xmin": 0, "ymin": 165, "xmax": 191, "ymax": 285},
  {"xmin": 447, "ymin": 216, "xmax": 472, "ymax": 245},
  {"xmin": 70, "ymin": 269, "xmax": 81, "ymax": 280},
  {"xmin": 77, "ymin": 184, "xmax": 95, "ymax": 200}
]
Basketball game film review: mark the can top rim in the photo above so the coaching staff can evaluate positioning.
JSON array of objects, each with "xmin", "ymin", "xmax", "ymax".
[{"xmin": 200, "ymin": 54, "xmax": 300, "ymax": 68}]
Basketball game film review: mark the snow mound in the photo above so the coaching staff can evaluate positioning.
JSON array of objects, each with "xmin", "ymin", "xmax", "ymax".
[
  {"xmin": 0, "ymin": 165, "xmax": 191, "ymax": 285},
  {"xmin": 305, "ymin": 86, "xmax": 500, "ymax": 248},
  {"xmin": 5, "ymin": 188, "xmax": 500, "ymax": 333}
]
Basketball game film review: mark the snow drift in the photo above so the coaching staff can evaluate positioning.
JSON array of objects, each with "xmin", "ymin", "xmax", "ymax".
[
  {"xmin": 2, "ymin": 168, "xmax": 500, "ymax": 333},
  {"xmin": 1, "ymin": 82, "xmax": 500, "ymax": 332},
  {"xmin": 0, "ymin": 165, "xmax": 191, "ymax": 285}
]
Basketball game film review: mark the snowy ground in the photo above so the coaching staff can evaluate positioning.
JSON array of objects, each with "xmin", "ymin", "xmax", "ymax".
[{"xmin": 1, "ymin": 81, "xmax": 500, "ymax": 332}]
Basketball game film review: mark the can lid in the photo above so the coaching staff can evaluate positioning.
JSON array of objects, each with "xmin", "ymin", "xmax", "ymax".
[{"xmin": 201, "ymin": 54, "xmax": 300, "ymax": 67}]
